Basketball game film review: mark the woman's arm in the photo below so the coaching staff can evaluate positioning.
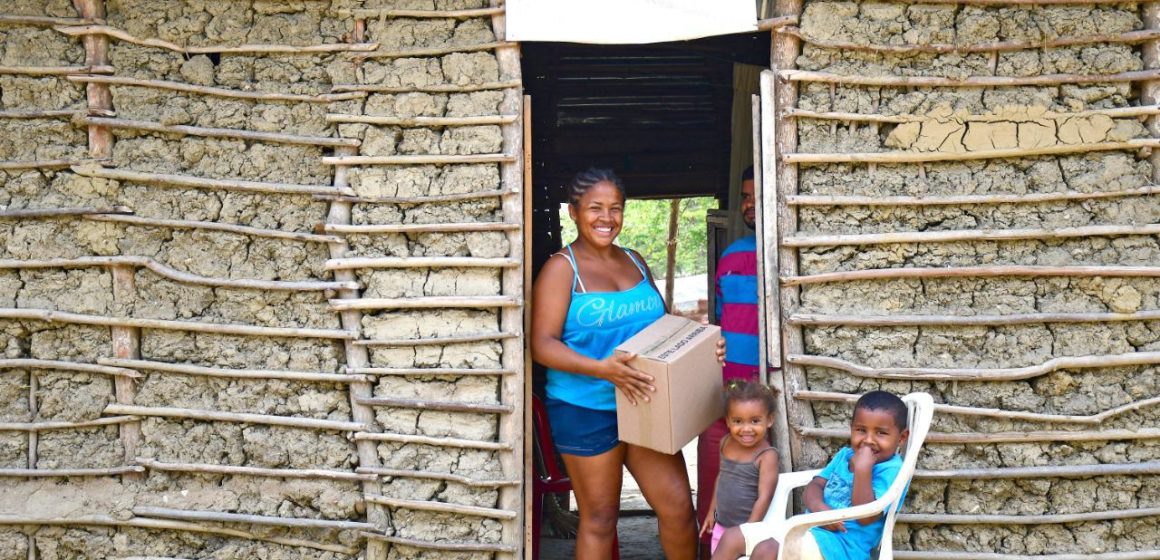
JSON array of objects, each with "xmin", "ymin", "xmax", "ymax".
[
  {"xmin": 700, "ymin": 471, "xmax": 721, "ymax": 537},
  {"xmin": 529, "ymin": 255, "xmax": 655, "ymax": 404},
  {"xmin": 745, "ymin": 449, "xmax": 780, "ymax": 523}
]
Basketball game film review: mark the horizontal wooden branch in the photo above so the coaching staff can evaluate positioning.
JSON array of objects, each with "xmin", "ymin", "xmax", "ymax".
[
  {"xmin": 347, "ymin": 367, "xmax": 513, "ymax": 376},
  {"xmin": 56, "ymin": 25, "xmax": 379, "ymax": 54},
  {"xmin": 363, "ymin": 533, "xmax": 515, "ymax": 553},
  {"xmin": 784, "ymin": 265, "xmax": 1160, "ymax": 286},
  {"xmin": 0, "ymin": 206, "xmax": 130, "ymax": 219},
  {"xmin": 104, "ymin": 404, "xmax": 367, "ymax": 431},
  {"xmin": 331, "ymin": 79, "xmax": 521, "ymax": 94},
  {"xmin": 363, "ymin": 41, "xmax": 516, "ymax": 59},
  {"xmin": 795, "ymin": 390, "xmax": 1160, "ymax": 424},
  {"xmin": 354, "ymin": 396, "xmax": 513, "ymax": 414},
  {"xmin": 789, "ymin": 27, "xmax": 1160, "ymax": 54},
  {"xmin": 0, "ymin": 358, "xmax": 140, "ymax": 378},
  {"xmin": 86, "ymin": 213, "xmax": 342, "ymax": 243},
  {"xmin": 0, "ymin": 65, "xmax": 112, "ymax": 76},
  {"xmin": 329, "ymin": 296, "xmax": 520, "ymax": 311},
  {"xmin": 358, "ymin": 466, "xmax": 518, "ymax": 486},
  {"xmin": 791, "ymin": 309, "xmax": 1160, "ymax": 327},
  {"xmin": 319, "ymin": 222, "xmax": 518, "ymax": 234},
  {"xmin": 781, "ymin": 68, "xmax": 1160, "ymax": 87},
  {"xmin": 788, "ymin": 351, "xmax": 1160, "ymax": 381},
  {"xmin": 785, "ymin": 139, "xmax": 1157, "ymax": 165},
  {"xmin": 0, "ymin": 465, "xmax": 144, "ymax": 477},
  {"xmin": 355, "ymin": 331, "xmax": 518, "ymax": 347},
  {"xmin": 69, "ymin": 75, "xmax": 366, "ymax": 103},
  {"xmin": 343, "ymin": 7, "xmax": 504, "ymax": 18},
  {"xmin": 915, "ymin": 461, "xmax": 1160, "ymax": 480},
  {"xmin": 787, "ymin": 186, "xmax": 1160, "ymax": 206},
  {"xmin": 354, "ymin": 432, "xmax": 511, "ymax": 450},
  {"xmin": 0, "ymin": 158, "xmax": 106, "ymax": 170},
  {"xmin": 0, "ymin": 15, "xmax": 100, "ymax": 27},
  {"xmin": 0, "ymin": 109, "xmax": 81, "ymax": 119},
  {"xmin": 79, "ymin": 116, "xmax": 360, "ymax": 148},
  {"xmin": 133, "ymin": 506, "xmax": 375, "ymax": 532},
  {"xmin": 326, "ymin": 256, "xmax": 518, "ymax": 270},
  {"xmin": 317, "ymin": 189, "xmax": 516, "ymax": 205},
  {"xmin": 787, "ymin": 104, "xmax": 1160, "ymax": 125},
  {"xmin": 0, "ymin": 415, "xmax": 139, "ymax": 432},
  {"xmin": 758, "ymin": 15, "xmax": 798, "ymax": 31},
  {"xmin": 321, "ymin": 153, "xmax": 514, "ymax": 165},
  {"xmin": 73, "ymin": 164, "xmax": 354, "ymax": 196},
  {"xmin": 0, "ymin": 307, "xmax": 354, "ymax": 339},
  {"xmin": 365, "ymin": 494, "xmax": 515, "ymax": 519},
  {"xmin": 799, "ymin": 425, "xmax": 1160, "ymax": 443},
  {"xmin": 136, "ymin": 457, "xmax": 375, "ymax": 481},
  {"xmin": 326, "ymin": 113, "xmax": 517, "ymax": 127},
  {"xmin": 899, "ymin": 506, "xmax": 1160, "ymax": 525},
  {"xmin": 783, "ymin": 223, "xmax": 1160, "ymax": 248},
  {"xmin": 98, "ymin": 358, "xmax": 371, "ymax": 384}
]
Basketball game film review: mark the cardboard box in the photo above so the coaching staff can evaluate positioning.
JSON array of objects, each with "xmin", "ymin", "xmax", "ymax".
[{"xmin": 614, "ymin": 314, "xmax": 724, "ymax": 454}]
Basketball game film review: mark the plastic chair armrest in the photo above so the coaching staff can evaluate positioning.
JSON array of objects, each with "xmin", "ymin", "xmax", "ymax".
[{"xmin": 764, "ymin": 469, "xmax": 821, "ymax": 524}]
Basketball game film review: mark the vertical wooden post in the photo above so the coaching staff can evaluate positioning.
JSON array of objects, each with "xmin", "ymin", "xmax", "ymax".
[
  {"xmin": 522, "ymin": 94, "xmax": 534, "ymax": 560},
  {"xmin": 664, "ymin": 199, "xmax": 680, "ymax": 312},
  {"xmin": 1142, "ymin": 5, "xmax": 1160, "ymax": 185},
  {"xmin": 27, "ymin": 373, "xmax": 38, "ymax": 469},
  {"xmin": 490, "ymin": 5, "xmax": 526, "ymax": 558},
  {"xmin": 111, "ymin": 266, "xmax": 142, "ymax": 478},
  {"xmin": 74, "ymin": 0, "xmax": 112, "ymax": 159}
]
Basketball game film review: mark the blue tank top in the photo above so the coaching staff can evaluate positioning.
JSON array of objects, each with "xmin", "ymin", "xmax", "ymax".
[{"xmin": 545, "ymin": 246, "xmax": 665, "ymax": 410}]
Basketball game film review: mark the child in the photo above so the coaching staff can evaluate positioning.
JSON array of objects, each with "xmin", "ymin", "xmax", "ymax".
[
  {"xmin": 699, "ymin": 380, "xmax": 780, "ymax": 553},
  {"xmin": 712, "ymin": 390, "xmax": 910, "ymax": 560}
]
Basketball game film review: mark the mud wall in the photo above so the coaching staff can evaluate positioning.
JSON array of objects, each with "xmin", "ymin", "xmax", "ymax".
[
  {"xmin": 786, "ymin": 1, "xmax": 1160, "ymax": 556},
  {"xmin": 0, "ymin": 1, "xmax": 522, "ymax": 559}
]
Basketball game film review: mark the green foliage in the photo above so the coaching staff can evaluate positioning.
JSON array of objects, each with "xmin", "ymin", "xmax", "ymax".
[{"xmin": 558, "ymin": 197, "xmax": 716, "ymax": 277}]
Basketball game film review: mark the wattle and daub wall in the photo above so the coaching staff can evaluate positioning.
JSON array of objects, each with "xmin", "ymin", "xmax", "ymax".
[
  {"xmin": 785, "ymin": 1, "xmax": 1160, "ymax": 557},
  {"xmin": 0, "ymin": 1, "xmax": 523, "ymax": 559}
]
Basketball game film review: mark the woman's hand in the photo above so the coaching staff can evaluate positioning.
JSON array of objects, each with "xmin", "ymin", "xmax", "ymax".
[
  {"xmin": 699, "ymin": 511, "xmax": 715, "ymax": 538},
  {"xmin": 716, "ymin": 337, "xmax": 726, "ymax": 366},
  {"xmin": 599, "ymin": 352, "xmax": 655, "ymax": 406}
]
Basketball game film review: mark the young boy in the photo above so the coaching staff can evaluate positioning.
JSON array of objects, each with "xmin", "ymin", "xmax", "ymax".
[{"xmin": 712, "ymin": 390, "xmax": 910, "ymax": 560}]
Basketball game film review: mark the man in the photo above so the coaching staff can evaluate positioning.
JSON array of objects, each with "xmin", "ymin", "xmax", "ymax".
[{"xmin": 699, "ymin": 166, "xmax": 767, "ymax": 550}]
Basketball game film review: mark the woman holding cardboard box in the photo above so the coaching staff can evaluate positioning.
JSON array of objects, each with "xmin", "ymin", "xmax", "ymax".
[{"xmin": 531, "ymin": 168, "xmax": 702, "ymax": 559}]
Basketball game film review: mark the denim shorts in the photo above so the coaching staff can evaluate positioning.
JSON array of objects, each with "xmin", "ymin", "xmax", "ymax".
[{"xmin": 544, "ymin": 398, "xmax": 620, "ymax": 457}]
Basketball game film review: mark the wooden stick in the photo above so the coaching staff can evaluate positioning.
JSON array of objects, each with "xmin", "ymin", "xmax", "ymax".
[
  {"xmin": 331, "ymin": 79, "xmax": 522, "ymax": 94},
  {"xmin": 0, "ymin": 65, "xmax": 112, "ymax": 76},
  {"xmin": 894, "ymin": 551, "xmax": 1160, "ymax": 560},
  {"xmin": 317, "ymin": 189, "xmax": 516, "ymax": 205},
  {"xmin": 365, "ymin": 494, "xmax": 516, "ymax": 519},
  {"xmin": 68, "ymin": 75, "xmax": 366, "ymax": 103},
  {"xmin": 343, "ymin": 7, "xmax": 505, "ymax": 18},
  {"xmin": 104, "ymin": 404, "xmax": 367, "ymax": 432},
  {"xmin": 789, "ymin": 351, "xmax": 1160, "ymax": 381},
  {"xmin": 780, "ymin": 68, "xmax": 1160, "ymax": 87},
  {"xmin": 326, "ymin": 114, "xmax": 517, "ymax": 126},
  {"xmin": 0, "ymin": 358, "xmax": 139, "ymax": 377},
  {"xmin": 0, "ymin": 110, "xmax": 82, "ymax": 120},
  {"xmin": 326, "ymin": 256, "xmax": 518, "ymax": 270},
  {"xmin": 784, "ymin": 264, "xmax": 1160, "ymax": 286},
  {"xmin": 784, "ymin": 139, "xmax": 1155, "ymax": 165},
  {"xmin": 347, "ymin": 367, "xmax": 513, "ymax": 376},
  {"xmin": 0, "ymin": 15, "xmax": 100, "ymax": 26},
  {"xmin": 788, "ymin": 27, "xmax": 1160, "ymax": 54},
  {"xmin": 0, "ymin": 308, "xmax": 354, "ymax": 339},
  {"xmin": 0, "ymin": 159, "xmax": 106, "ymax": 170},
  {"xmin": 791, "ymin": 309, "xmax": 1160, "ymax": 327},
  {"xmin": 98, "ymin": 358, "xmax": 371, "ymax": 383},
  {"xmin": 85, "ymin": 214, "xmax": 343, "ymax": 243},
  {"xmin": 26, "ymin": 364, "xmax": 37, "ymax": 468},
  {"xmin": 798, "ymin": 425, "xmax": 1160, "ymax": 443},
  {"xmin": 0, "ymin": 416, "xmax": 139, "ymax": 432},
  {"xmin": 362, "ymin": 41, "xmax": 516, "ymax": 59},
  {"xmin": 321, "ymin": 153, "xmax": 515, "ymax": 165},
  {"xmin": 0, "ymin": 206, "xmax": 130, "ymax": 219},
  {"xmin": 899, "ymin": 507, "xmax": 1160, "ymax": 525},
  {"xmin": 78, "ymin": 116, "xmax": 360, "ymax": 148},
  {"xmin": 355, "ymin": 331, "xmax": 518, "ymax": 347},
  {"xmin": 55, "ymin": 25, "xmax": 379, "ymax": 54},
  {"xmin": 133, "ymin": 506, "xmax": 374, "ymax": 532},
  {"xmin": 354, "ymin": 432, "xmax": 511, "ymax": 450},
  {"xmin": 783, "ymin": 223, "xmax": 1160, "ymax": 248},
  {"xmin": 363, "ymin": 533, "xmax": 515, "ymax": 553},
  {"xmin": 329, "ymin": 296, "xmax": 520, "ymax": 311},
  {"xmin": 360, "ymin": 466, "xmax": 519, "ymax": 486},
  {"xmin": 795, "ymin": 390, "xmax": 1160, "ymax": 424},
  {"xmin": 136, "ymin": 457, "xmax": 374, "ymax": 481},
  {"xmin": 757, "ymin": 15, "xmax": 798, "ymax": 31},
  {"xmin": 72, "ymin": 164, "xmax": 353, "ymax": 196},
  {"xmin": 0, "ymin": 466, "xmax": 144, "ymax": 477},
  {"xmin": 787, "ymin": 104, "xmax": 1160, "ymax": 124},
  {"xmin": 915, "ymin": 461, "xmax": 1160, "ymax": 480},
  {"xmin": 354, "ymin": 396, "xmax": 513, "ymax": 414},
  {"xmin": 320, "ymin": 222, "xmax": 518, "ymax": 234},
  {"xmin": 110, "ymin": 264, "xmax": 142, "ymax": 479},
  {"xmin": 787, "ymin": 186, "xmax": 1160, "ymax": 206}
]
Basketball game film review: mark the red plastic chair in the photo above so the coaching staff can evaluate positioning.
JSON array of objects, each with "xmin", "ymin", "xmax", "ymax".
[{"xmin": 531, "ymin": 395, "xmax": 619, "ymax": 559}]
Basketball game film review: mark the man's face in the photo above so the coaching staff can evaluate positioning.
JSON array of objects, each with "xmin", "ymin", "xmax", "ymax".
[{"xmin": 740, "ymin": 179, "xmax": 755, "ymax": 229}]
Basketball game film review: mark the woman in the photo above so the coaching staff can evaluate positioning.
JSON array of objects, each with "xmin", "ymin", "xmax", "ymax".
[{"xmin": 530, "ymin": 168, "xmax": 702, "ymax": 559}]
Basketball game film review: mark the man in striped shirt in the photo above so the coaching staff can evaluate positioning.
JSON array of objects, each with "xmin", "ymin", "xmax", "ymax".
[{"xmin": 698, "ymin": 166, "xmax": 766, "ymax": 550}]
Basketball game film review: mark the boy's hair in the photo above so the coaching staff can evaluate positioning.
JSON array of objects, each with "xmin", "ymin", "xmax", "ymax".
[
  {"xmin": 741, "ymin": 166, "xmax": 754, "ymax": 183},
  {"xmin": 854, "ymin": 390, "xmax": 908, "ymax": 431},
  {"xmin": 723, "ymin": 379, "xmax": 779, "ymax": 414}
]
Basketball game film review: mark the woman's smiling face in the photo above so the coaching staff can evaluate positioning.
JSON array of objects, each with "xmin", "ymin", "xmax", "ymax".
[{"xmin": 568, "ymin": 180, "xmax": 625, "ymax": 247}]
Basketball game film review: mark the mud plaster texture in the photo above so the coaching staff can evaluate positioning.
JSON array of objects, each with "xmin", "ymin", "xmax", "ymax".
[{"xmin": 795, "ymin": 1, "xmax": 1160, "ymax": 553}]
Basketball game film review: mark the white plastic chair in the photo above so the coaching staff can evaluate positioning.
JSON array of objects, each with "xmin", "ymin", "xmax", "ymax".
[{"xmin": 742, "ymin": 392, "xmax": 934, "ymax": 560}]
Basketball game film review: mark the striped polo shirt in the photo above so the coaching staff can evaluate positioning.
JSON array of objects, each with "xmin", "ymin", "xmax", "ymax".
[{"xmin": 715, "ymin": 234, "xmax": 760, "ymax": 381}]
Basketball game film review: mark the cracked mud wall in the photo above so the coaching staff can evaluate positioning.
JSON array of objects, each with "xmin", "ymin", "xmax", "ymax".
[{"xmin": 792, "ymin": 1, "xmax": 1160, "ymax": 555}]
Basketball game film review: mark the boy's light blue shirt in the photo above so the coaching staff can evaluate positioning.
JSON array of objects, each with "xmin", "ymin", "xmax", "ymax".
[{"xmin": 808, "ymin": 447, "xmax": 905, "ymax": 560}]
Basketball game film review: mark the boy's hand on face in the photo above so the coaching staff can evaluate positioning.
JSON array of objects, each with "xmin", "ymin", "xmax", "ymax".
[{"xmin": 852, "ymin": 444, "xmax": 877, "ymax": 473}]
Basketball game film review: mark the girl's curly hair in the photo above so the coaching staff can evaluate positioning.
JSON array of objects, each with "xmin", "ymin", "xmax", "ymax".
[{"xmin": 722, "ymin": 379, "xmax": 779, "ymax": 415}]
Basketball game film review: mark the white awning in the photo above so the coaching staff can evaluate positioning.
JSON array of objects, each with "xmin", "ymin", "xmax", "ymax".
[{"xmin": 505, "ymin": 0, "xmax": 758, "ymax": 44}]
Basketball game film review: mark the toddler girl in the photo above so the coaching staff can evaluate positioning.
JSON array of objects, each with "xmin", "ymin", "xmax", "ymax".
[{"xmin": 700, "ymin": 380, "xmax": 780, "ymax": 553}]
